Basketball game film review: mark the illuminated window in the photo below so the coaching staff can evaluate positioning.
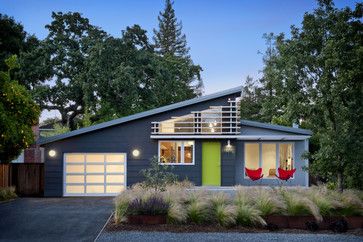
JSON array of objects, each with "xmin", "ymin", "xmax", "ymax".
[
  {"xmin": 279, "ymin": 144, "xmax": 293, "ymax": 170},
  {"xmin": 244, "ymin": 143, "xmax": 294, "ymax": 179},
  {"xmin": 262, "ymin": 144, "xmax": 276, "ymax": 178},
  {"xmin": 245, "ymin": 143, "xmax": 259, "ymax": 169},
  {"xmin": 159, "ymin": 141, "xmax": 194, "ymax": 165}
]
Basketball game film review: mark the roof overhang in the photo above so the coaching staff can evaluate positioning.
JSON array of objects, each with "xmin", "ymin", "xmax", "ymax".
[
  {"xmin": 240, "ymin": 120, "xmax": 312, "ymax": 135},
  {"xmin": 151, "ymin": 135, "xmax": 310, "ymax": 140},
  {"xmin": 38, "ymin": 86, "xmax": 242, "ymax": 145}
]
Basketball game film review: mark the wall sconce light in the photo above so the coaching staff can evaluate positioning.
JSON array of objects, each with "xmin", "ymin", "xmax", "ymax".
[
  {"xmin": 132, "ymin": 149, "xmax": 140, "ymax": 157},
  {"xmin": 224, "ymin": 140, "xmax": 234, "ymax": 153},
  {"xmin": 49, "ymin": 150, "xmax": 56, "ymax": 157}
]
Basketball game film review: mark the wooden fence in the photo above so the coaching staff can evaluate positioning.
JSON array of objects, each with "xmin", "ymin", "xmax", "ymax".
[{"xmin": 0, "ymin": 163, "xmax": 44, "ymax": 196}]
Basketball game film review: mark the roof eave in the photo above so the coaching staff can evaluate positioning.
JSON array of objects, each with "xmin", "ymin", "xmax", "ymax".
[
  {"xmin": 38, "ymin": 86, "xmax": 242, "ymax": 145},
  {"xmin": 240, "ymin": 119, "xmax": 312, "ymax": 135}
]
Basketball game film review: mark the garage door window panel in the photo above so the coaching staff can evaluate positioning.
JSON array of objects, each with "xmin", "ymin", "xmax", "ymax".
[{"xmin": 64, "ymin": 153, "xmax": 126, "ymax": 196}]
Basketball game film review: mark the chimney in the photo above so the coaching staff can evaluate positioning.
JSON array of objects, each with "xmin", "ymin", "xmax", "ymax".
[{"xmin": 24, "ymin": 124, "xmax": 44, "ymax": 163}]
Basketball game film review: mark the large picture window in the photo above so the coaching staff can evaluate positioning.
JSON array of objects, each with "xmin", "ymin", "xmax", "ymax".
[
  {"xmin": 159, "ymin": 141, "xmax": 195, "ymax": 165},
  {"xmin": 244, "ymin": 143, "xmax": 294, "ymax": 179}
]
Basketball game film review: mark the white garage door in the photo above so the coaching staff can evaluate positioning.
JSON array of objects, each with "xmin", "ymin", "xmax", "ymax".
[{"xmin": 64, "ymin": 153, "xmax": 126, "ymax": 196}]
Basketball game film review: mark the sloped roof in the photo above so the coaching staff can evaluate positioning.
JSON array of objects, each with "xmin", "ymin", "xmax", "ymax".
[
  {"xmin": 240, "ymin": 119, "xmax": 312, "ymax": 135},
  {"xmin": 38, "ymin": 86, "xmax": 242, "ymax": 145}
]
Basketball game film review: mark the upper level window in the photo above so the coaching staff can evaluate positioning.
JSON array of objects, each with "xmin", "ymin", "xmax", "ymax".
[
  {"xmin": 244, "ymin": 143, "xmax": 294, "ymax": 179},
  {"xmin": 159, "ymin": 141, "xmax": 195, "ymax": 165}
]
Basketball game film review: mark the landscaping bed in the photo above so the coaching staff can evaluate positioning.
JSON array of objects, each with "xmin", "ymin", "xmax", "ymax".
[
  {"xmin": 113, "ymin": 183, "xmax": 363, "ymax": 233},
  {"xmin": 106, "ymin": 221, "xmax": 363, "ymax": 236}
]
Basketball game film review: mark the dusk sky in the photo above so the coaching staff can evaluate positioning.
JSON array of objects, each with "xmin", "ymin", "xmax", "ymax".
[{"xmin": 0, "ymin": 0, "xmax": 357, "ymax": 120}]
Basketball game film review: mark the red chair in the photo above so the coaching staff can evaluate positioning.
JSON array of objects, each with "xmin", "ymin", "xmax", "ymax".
[
  {"xmin": 275, "ymin": 168, "xmax": 296, "ymax": 181},
  {"xmin": 245, "ymin": 167, "xmax": 263, "ymax": 181}
]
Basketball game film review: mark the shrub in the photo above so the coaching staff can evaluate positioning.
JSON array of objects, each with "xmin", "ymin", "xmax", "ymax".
[
  {"xmin": 114, "ymin": 190, "xmax": 137, "ymax": 223},
  {"xmin": 235, "ymin": 202, "xmax": 266, "ymax": 227},
  {"xmin": 0, "ymin": 186, "xmax": 17, "ymax": 201},
  {"xmin": 187, "ymin": 200, "xmax": 208, "ymax": 224},
  {"xmin": 214, "ymin": 204, "xmax": 236, "ymax": 227},
  {"xmin": 234, "ymin": 186, "xmax": 250, "ymax": 206},
  {"xmin": 140, "ymin": 156, "xmax": 178, "ymax": 191},
  {"xmin": 128, "ymin": 195, "xmax": 169, "ymax": 216},
  {"xmin": 303, "ymin": 186, "xmax": 338, "ymax": 216},
  {"xmin": 253, "ymin": 188, "xmax": 285, "ymax": 216},
  {"xmin": 167, "ymin": 202, "xmax": 187, "ymax": 224},
  {"xmin": 280, "ymin": 189, "xmax": 322, "ymax": 222},
  {"xmin": 209, "ymin": 192, "xmax": 230, "ymax": 208},
  {"xmin": 329, "ymin": 189, "xmax": 363, "ymax": 216}
]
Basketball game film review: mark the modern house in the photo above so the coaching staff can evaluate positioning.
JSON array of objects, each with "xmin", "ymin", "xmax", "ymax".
[{"xmin": 38, "ymin": 86, "xmax": 312, "ymax": 197}]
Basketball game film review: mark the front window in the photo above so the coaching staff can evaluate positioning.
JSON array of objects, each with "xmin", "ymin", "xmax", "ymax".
[
  {"xmin": 244, "ymin": 143, "xmax": 294, "ymax": 179},
  {"xmin": 159, "ymin": 141, "xmax": 195, "ymax": 165}
]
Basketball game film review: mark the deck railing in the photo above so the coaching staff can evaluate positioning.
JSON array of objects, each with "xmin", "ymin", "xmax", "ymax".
[{"xmin": 151, "ymin": 98, "xmax": 241, "ymax": 135}]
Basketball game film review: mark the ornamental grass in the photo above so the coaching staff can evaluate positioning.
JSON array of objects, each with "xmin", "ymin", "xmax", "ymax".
[{"xmin": 114, "ymin": 183, "xmax": 363, "ymax": 227}]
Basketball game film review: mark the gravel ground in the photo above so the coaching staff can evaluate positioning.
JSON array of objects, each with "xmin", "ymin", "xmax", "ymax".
[{"xmin": 97, "ymin": 231, "xmax": 363, "ymax": 242}]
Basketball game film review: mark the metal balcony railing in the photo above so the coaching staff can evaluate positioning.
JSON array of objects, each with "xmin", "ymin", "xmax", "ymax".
[{"xmin": 151, "ymin": 98, "xmax": 241, "ymax": 135}]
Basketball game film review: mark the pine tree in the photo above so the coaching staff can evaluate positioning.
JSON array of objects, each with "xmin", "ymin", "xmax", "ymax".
[{"xmin": 153, "ymin": 0, "xmax": 189, "ymax": 57}]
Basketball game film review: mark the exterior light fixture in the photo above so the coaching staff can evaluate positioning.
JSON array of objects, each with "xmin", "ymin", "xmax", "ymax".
[
  {"xmin": 211, "ymin": 128, "xmax": 215, "ymax": 133},
  {"xmin": 132, "ymin": 149, "xmax": 140, "ymax": 157},
  {"xmin": 224, "ymin": 140, "xmax": 234, "ymax": 153},
  {"xmin": 49, "ymin": 150, "xmax": 56, "ymax": 157}
]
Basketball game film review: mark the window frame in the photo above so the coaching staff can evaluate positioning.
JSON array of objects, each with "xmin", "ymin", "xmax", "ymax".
[
  {"xmin": 243, "ymin": 142, "xmax": 294, "ymax": 180},
  {"xmin": 158, "ymin": 140, "xmax": 195, "ymax": 165}
]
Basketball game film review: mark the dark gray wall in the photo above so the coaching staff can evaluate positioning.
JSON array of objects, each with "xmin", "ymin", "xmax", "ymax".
[{"xmin": 43, "ymin": 92, "xmax": 240, "ymax": 196}]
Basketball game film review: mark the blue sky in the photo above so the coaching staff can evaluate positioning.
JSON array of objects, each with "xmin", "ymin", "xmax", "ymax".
[{"xmin": 0, "ymin": 0, "xmax": 357, "ymax": 120}]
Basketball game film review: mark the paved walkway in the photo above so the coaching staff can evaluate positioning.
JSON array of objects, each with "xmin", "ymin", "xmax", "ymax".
[
  {"xmin": 0, "ymin": 197, "xmax": 113, "ymax": 242},
  {"xmin": 97, "ymin": 231, "xmax": 362, "ymax": 242}
]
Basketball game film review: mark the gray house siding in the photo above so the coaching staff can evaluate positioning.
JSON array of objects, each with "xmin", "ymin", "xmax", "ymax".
[{"xmin": 43, "ymin": 93, "xmax": 240, "ymax": 197}]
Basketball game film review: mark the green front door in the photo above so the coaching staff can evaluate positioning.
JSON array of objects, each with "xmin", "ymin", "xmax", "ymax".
[{"xmin": 202, "ymin": 141, "xmax": 221, "ymax": 186}]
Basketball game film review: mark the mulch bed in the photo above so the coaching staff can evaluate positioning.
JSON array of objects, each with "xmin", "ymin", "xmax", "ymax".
[{"xmin": 106, "ymin": 221, "xmax": 363, "ymax": 236}]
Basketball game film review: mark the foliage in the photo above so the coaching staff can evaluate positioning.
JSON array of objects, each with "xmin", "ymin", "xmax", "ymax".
[
  {"xmin": 0, "ymin": 186, "xmax": 17, "ymax": 201},
  {"xmin": 235, "ymin": 203, "xmax": 266, "ymax": 227},
  {"xmin": 140, "ymin": 156, "xmax": 178, "ymax": 191},
  {"xmin": 241, "ymin": 1, "xmax": 363, "ymax": 190},
  {"xmin": 239, "ymin": 76, "xmax": 265, "ymax": 122},
  {"xmin": 41, "ymin": 123, "xmax": 70, "ymax": 137},
  {"xmin": 128, "ymin": 195, "xmax": 169, "ymax": 216},
  {"xmin": 29, "ymin": 12, "xmax": 107, "ymax": 130},
  {"xmin": 0, "ymin": 56, "xmax": 40, "ymax": 163},
  {"xmin": 214, "ymin": 204, "xmax": 236, "ymax": 227},
  {"xmin": 153, "ymin": 0, "xmax": 189, "ymax": 57},
  {"xmin": 186, "ymin": 200, "xmax": 209, "ymax": 224},
  {"xmin": 0, "ymin": 14, "xmax": 39, "ymax": 74},
  {"xmin": 252, "ymin": 188, "xmax": 286, "ymax": 216},
  {"xmin": 114, "ymin": 185, "xmax": 363, "ymax": 226},
  {"xmin": 280, "ymin": 189, "xmax": 322, "ymax": 222},
  {"xmin": 18, "ymin": 3, "xmax": 202, "ymax": 127}
]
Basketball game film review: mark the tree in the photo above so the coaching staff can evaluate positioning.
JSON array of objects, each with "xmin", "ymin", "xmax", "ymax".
[
  {"xmin": 85, "ymin": 24, "xmax": 203, "ymax": 123},
  {"xmin": 239, "ymin": 76, "xmax": 265, "ymax": 121},
  {"xmin": 0, "ymin": 56, "xmax": 40, "ymax": 163},
  {"xmin": 0, "ymin": 14, "xmax": 46, "ymax": 88},
  {"xmin": 153, "ymin": 0, "xmax": 189, "ymax": 57},
  {"xmin": 32, "ymin": 12, "xmax": 107, "ymax": 130},
  {"xmin": 259, "ymin": 0, "xmax": 363, "ymax": 191}
]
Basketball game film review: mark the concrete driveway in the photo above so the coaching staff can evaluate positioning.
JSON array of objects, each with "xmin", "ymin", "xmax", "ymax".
[{"xmin": 0, "ymin": 197, "xmax": 113, "ymax": 242}]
